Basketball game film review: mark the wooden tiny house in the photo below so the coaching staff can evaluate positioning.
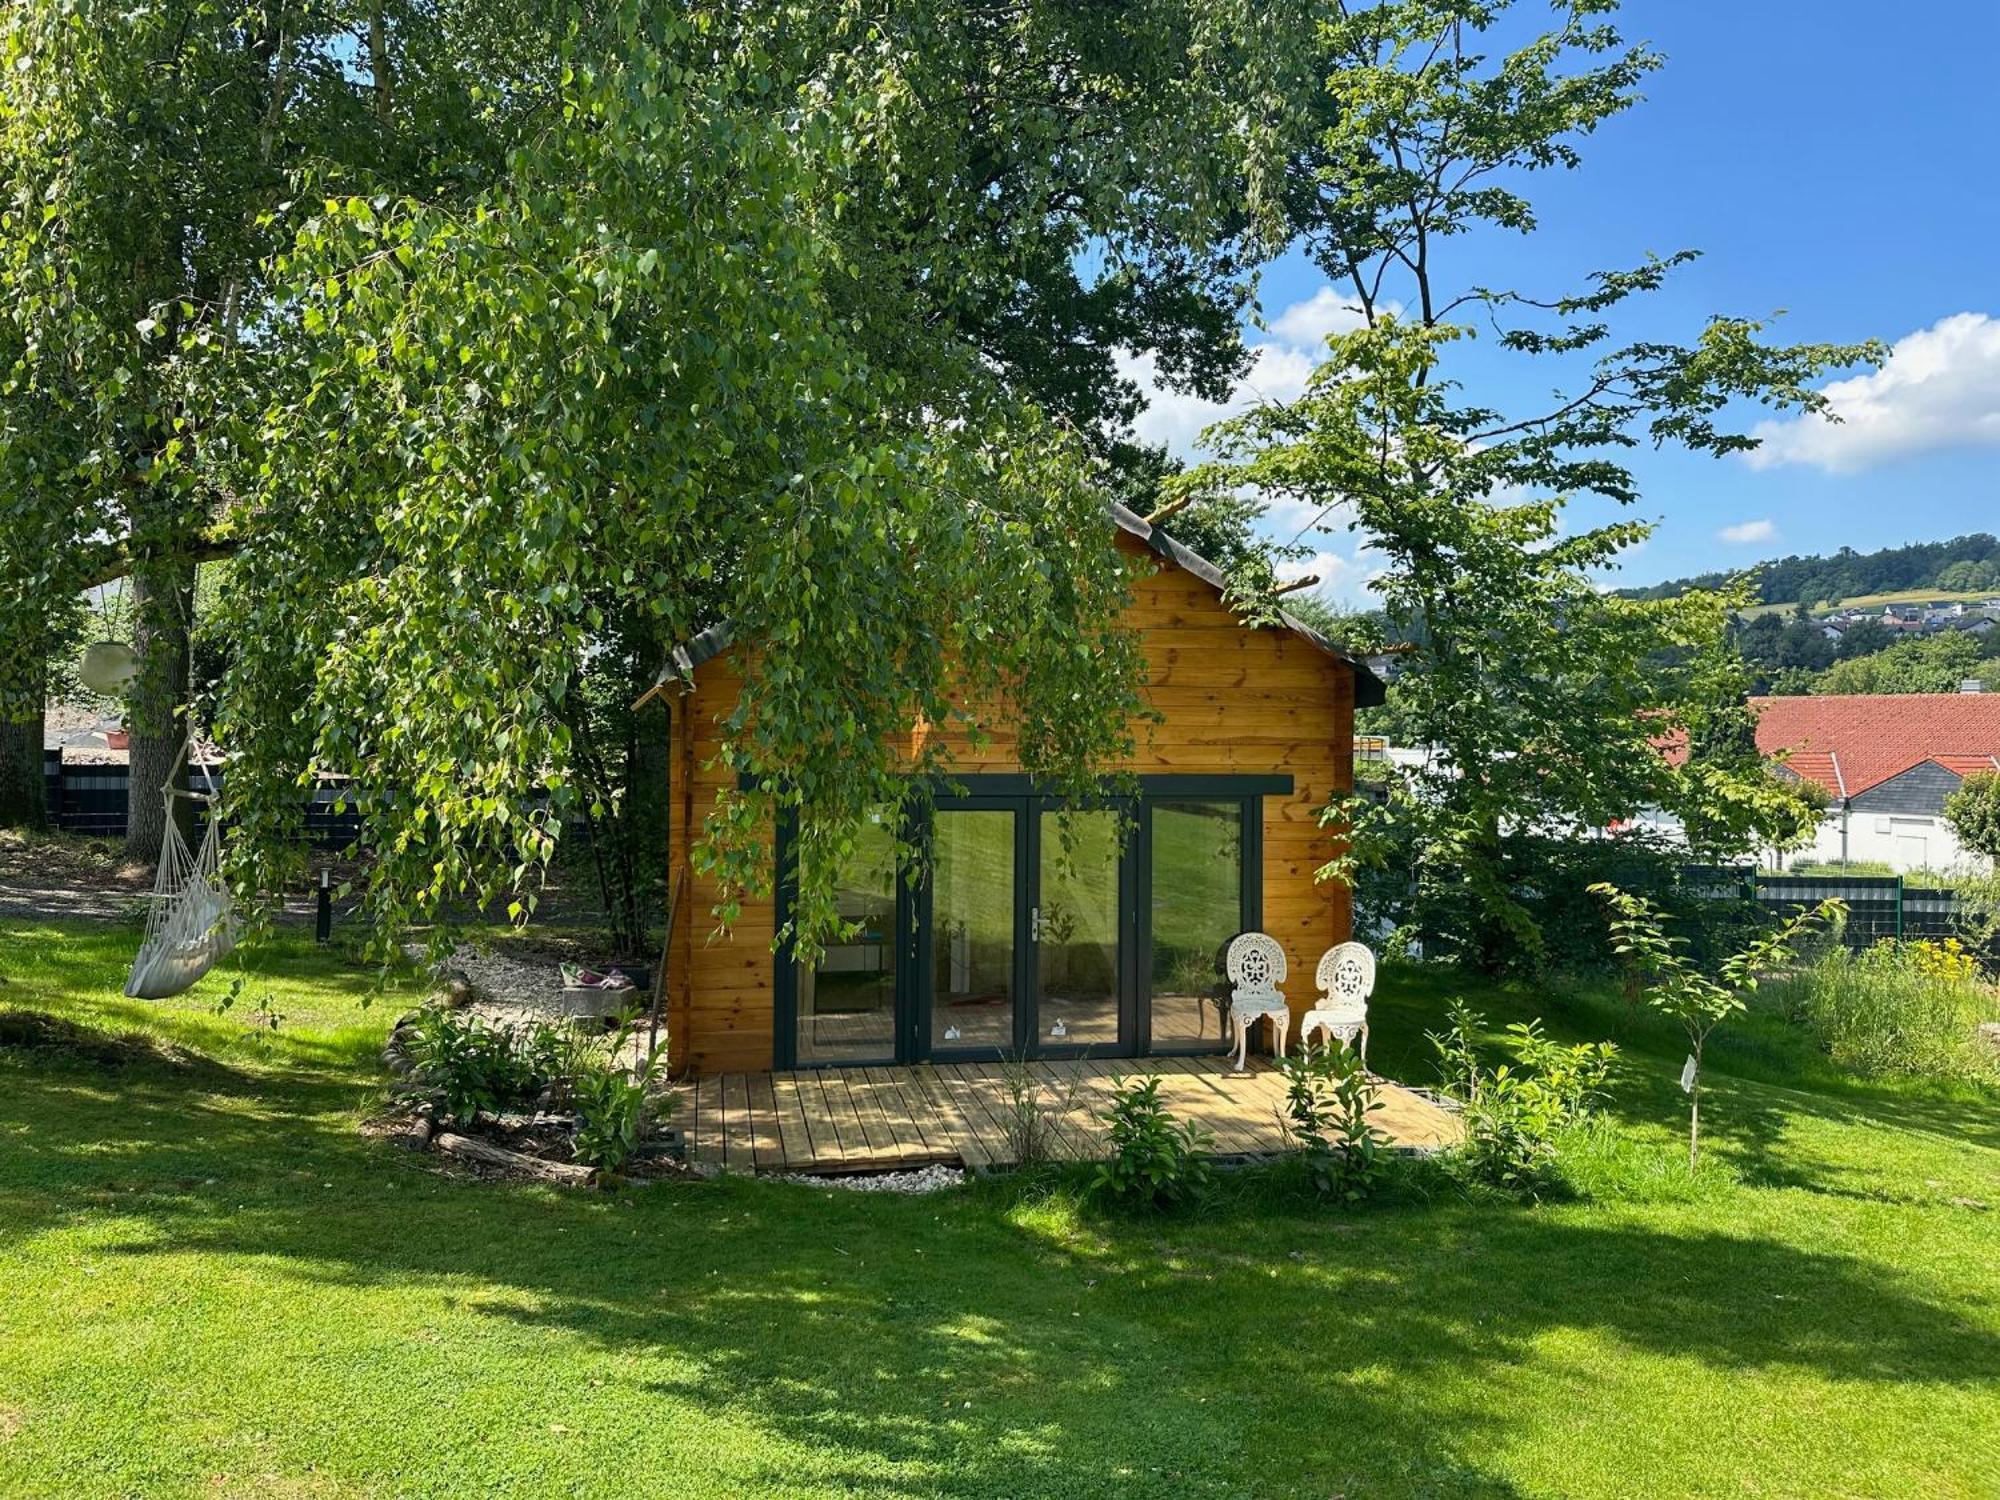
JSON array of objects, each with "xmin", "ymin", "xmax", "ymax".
[{"xmin": 652, "ymin": 505, "xmax": 1386, "ymax": 1077}]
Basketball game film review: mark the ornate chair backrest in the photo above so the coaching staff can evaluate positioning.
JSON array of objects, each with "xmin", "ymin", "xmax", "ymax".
[
  {"xmin": 1225, "ymin": 931, "xmax": 1287, "ymax": 1004},
  {"xmin": 1315, "ymin": 941, "xmax": 1375, "ymax": 1011}
]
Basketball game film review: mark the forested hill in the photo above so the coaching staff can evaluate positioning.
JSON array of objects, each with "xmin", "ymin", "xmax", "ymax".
[{"xmin": 1617, "ymin": 533, "xmax": 2000, "ymax": 607}]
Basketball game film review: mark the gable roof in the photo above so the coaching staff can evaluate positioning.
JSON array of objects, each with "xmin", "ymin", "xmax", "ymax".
[
  {"xmin": 647, "ymin": 503, "xmax": 1386, "ymax": 707},
  {"xmin": 1751, "ymin": 694, "xmax": 2000, "ymax": 798}
]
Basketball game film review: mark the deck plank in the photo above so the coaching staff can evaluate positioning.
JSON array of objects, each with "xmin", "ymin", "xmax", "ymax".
[
  {"xmin": 744, "ymin": 1072, "xmax": 783, "ymax": 1171},
  {"xmin": 675, "ymin": 1056, "xmax": 1459, "ymax": 1175},
  {"xmin": 820, "ymin": 1072, "xmax": 876, "ymax": 1168},
  {"xmin": 792, "ymin": 1072, "xmax": 848, "ymax": 1168},
  {"xmin": 842, "ymin": 1069, "xmax": 895, "ymax": 1164},
  {"xmin": 878, "ymin": 1069, "xmax": 951, "ymax": 1161},
  {"xmin": 720, "ymin": 1071, "xmax": 752, "ymax": 1173},
  {"xmin": 860, "ymin": 1068, "xmax": 933, "ymax": 1165},
  {"xmin": 805, "ymin": 1071, "xmax": 855, "ymax": 1165},
  {"xmin": 944, "ymin": 1063, "xmax": 1015, "ymax": 1161},
  {"xmin": 692, "ymin": 1074, "xmax": 724, "ymax": 1166},
  {"xmin": 907, "ymin": 1065, "xmax": 993, "ymax": 1167},
  {"xmin": 770, "ymin": 1072, "xmax": 817, "ymax": 1170},
  {"xmin": 1164, "ymin": 1056, "xmax": 1280, "ymax": 1155}
]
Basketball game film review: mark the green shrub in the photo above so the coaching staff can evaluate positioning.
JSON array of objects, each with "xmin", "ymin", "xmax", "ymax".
[
  {"xmin": 1773, "ymin": 940, "xmax": 1999, "ymax": 1080},
  {"xmin": 1428, "ymin": 1003, "xmax": 1619, "ymax": 1194},
  {"xmin": 401, "ymin": 1005, "xmax": 542, "ymax": 1127},
  {"xmin": 1458, "ymin": 1065, "xmax": 1572, "ymax": 1193},
  {"xmin": 1426, "ymin": 996, "xmax": 1485, "ymax": 1101},
  {"xmin": 1279, "ymin": 1043, "xmax": 1387, "ymax": 1203},
  {"xmin": 1504, "ymin": 1019, "xmax": 1617, "ymax": 1120},
  {"xmin": 572, "ymin": 1052, "xmax": 663, "ymax": 1175},
  {"xmin": 1091, "ymin": 1076, "xmax": 1212, "ymax": 1209}
]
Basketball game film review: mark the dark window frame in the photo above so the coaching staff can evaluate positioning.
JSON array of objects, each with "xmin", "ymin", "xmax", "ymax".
[{"xmin": 771, "ymin": 774, "xmax": 1290, "ymax": 1069}]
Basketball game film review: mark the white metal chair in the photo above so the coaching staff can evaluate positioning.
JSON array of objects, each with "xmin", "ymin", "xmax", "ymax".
[
  {"xmin": 1301, "ymin": 941, "xmax": 1375, "ymax": 1067},
  {"xmin": 1224, "ymin": 931, "xmax": 1290, "ymax": 1072}
]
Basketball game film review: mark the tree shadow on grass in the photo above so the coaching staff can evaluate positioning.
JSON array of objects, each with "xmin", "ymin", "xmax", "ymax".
[
  {"xmin": 1588, "ymin": 1047, "xmax": 2000, "ymax": 1208},
  {"xmin": 6, "ymin": 1050, "xmax": 1999, "ymax": 1499}
]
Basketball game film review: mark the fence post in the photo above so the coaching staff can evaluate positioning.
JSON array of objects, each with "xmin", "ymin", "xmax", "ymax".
[
  {"xmin": 316, "ymin": 868, "xmax": 333, "ymax": 944},
  {"xmin": 1894, "ymin": 874, "xmax": 1905, "ymax": 944}
]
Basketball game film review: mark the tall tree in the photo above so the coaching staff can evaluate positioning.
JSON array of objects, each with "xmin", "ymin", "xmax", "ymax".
[
  {"xmin": 0, "ymin": 2, "xmax": 393, "ymax": 856},
  {"xmin": 1176, "ymin": 0, "xmax": 1872, "ymax": 967},
  {"xmin": 59, "ymin": 1, "xmax": 1320, "ymax": 953}
]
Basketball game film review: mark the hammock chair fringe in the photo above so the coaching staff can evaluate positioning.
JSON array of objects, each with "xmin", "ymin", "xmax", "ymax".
[{"xmin": 125, "ymin": 742, "xmax": 236, "ymax": 1001}]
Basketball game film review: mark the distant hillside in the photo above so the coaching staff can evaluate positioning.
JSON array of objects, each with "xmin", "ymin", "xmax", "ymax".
[{"xmin": 1619, "ymin": 533, "xmax": 2000, "ymax": 611}]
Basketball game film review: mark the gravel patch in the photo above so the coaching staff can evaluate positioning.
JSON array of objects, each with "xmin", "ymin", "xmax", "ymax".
[
  {"xmin": 413, "ymin": 943, "xmax": 647, "ymax": 1032},
  {"xmin": 769, "ymin": 1163, "xmax": 966, "ymax": 1193}
]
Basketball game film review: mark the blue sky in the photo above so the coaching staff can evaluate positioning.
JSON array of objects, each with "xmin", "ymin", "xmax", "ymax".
[{"xmin": 1122, "ymin": 0, "xmax": 2000, "ymax": 601}]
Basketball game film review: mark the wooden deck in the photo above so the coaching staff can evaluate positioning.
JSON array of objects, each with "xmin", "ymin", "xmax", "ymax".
[{"xmin": 665, "ymin": 1056, "xmax": 1461, "ymax": 1175}]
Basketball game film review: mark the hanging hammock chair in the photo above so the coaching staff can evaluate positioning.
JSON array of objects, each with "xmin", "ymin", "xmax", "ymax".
[{"xmin": 126, "ymin": 740, "xmax": 236, "ymax": 1000}]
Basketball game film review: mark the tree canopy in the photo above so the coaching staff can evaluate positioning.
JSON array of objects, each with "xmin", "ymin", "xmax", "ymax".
[
  {"xmin": 1, "ymin": 0, "xmax": 1326, "ymax": 951},
  {"xmin": 1944, "ymin": 773, "xmax": 2000, "ymax": 866},
  {"xmin": 1170, "ymin": 0, "xmax": 1870, "ymax": 966}
]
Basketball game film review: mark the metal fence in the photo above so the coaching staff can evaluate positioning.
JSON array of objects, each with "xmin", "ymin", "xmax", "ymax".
[
  {"xmin": 1687, "ymin": 865, "xmax": 1969, "ymax": 948},
  {"xmin": 40, "ymin": 750, "xmax": 363, "ymax": 848}
]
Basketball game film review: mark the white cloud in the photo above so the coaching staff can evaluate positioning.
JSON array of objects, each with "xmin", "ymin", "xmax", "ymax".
[
  {"xmin": 1117, "ymin": 286, "xmax": 1384, "ymax": 460},
  {"xmin": 1747, "ymin": 311, "xmax": 2000, "ymax": 473},
  {"xmin": 1115, "ymin": 342, "xmax": 1315, "ymax": 457},
  {"xmin": 1117, "ymin": 283, "xmax": 1394, "ymax": 603},
  {"xmin": 1267, "ymin": 287, "xmax": 1372, "ymax": 349},
  {"xmin": 1718, "ymin": 518, "xmax": 1778, "ymax": 545}
]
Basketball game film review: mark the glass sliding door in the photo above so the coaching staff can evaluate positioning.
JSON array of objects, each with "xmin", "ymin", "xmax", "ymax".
[
  {"xmin": 1034, "ymin": 808, "xmax": 1123, "ymax": 1050},
  {"xmin": 1146, "ymin": 799, "xmax": 1246, "ymax": 1051},
  {"xmin": 928, "ymin": 808, "xmax": 1020, "ymax": 1054},
  {"xmin": 795, "ymin": 809, "xmax": 899, "ymax": 1065},
  {"xmin": 779, "ymin": 780, "xmax": 1269, "ymax": 1067}
]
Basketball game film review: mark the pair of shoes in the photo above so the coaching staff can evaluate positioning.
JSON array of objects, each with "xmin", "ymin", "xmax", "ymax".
[{"xmin": 560, "ymin": 963, "xmax": 637, "ymax": 991}]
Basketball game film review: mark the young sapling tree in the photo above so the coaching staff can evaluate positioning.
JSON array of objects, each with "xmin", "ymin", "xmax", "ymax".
[{"xmin": 1591, "ymin": 883, "xmax": 1841, "ymax": 1168}]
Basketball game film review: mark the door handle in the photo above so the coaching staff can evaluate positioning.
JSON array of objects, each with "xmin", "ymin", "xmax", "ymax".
[{"xmin": 1030, "ymin": 905, "xmax": 1042, "ymax": 943}]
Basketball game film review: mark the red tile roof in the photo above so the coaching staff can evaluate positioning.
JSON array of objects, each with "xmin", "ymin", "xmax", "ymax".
[{"xmin": 1751, "ymin": 695, "xmax": 2000, "ymax": 798}]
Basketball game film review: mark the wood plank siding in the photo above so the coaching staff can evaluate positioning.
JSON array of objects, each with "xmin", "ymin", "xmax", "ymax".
[{"xmin": 663, "ymin": 525, "xmax": 1360, "ymax": 1077}]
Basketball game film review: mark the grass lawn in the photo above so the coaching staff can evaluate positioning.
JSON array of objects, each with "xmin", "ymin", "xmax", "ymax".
[{"xmin": 3, "ymin": 919, "xmax": 1998, "ymax": 1498}]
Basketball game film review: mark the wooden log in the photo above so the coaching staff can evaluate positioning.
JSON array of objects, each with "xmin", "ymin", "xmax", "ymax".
[{"xmin": 431, "ymin": 1131, "xmax": 596, "ymax": 1185}]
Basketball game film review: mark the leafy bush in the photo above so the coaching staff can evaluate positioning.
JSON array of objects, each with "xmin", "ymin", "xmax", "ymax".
[
  {"xmin": 1773, "ymin": 940, "xmax": 1998, "ymax": 1081},
  {"xmin": 1279, "ymin": 1043, "xmax": 1387, "ymax": 1203},
  {"xmin": 401, "ymin": 1005, "xmax": 543, "ymax": 1127},
  {"xmin": 1091, "ymin": 1076, "xmax": 1212, "ymax": 1209},
  {"xmin": 1428, "ymin": 1003, "xmax": 1619, "ymax": 1193},
  {"xmin": 1356, "ymin": 830, "xmax": 1770, "ymax": 978},
  {"xmin": 572, "ymin": 1051, "xmax": 664, "ymax": 1174},
  {"xmin": 1426, "ymin": 996, "xmax": 1483, "ymax": 1100},
  {"xmin": 519, "ymin": 1016, "xmax": 609, "ymax": 1110},
  {"xmin": 1944, "ymin": 769, "xmax": 2000, "ymax": 863},
  {"xmin": 1504, "ymin": 1019, "xmax": 1616, "ymax": 1120},
  {"xmin": 1458, "ymin": 1064, "xmax": 1573, "ymax": 1193}
]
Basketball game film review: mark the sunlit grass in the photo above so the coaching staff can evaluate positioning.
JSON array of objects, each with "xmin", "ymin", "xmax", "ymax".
[{"xmin": 2, "ymin": 921, "xmax": 1998, "ymax": 1498}]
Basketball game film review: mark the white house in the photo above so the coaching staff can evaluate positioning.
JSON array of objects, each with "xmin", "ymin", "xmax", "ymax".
[{"xmin": 1754, "ymin": 694, "xmax": 2000, "ymax": 873}]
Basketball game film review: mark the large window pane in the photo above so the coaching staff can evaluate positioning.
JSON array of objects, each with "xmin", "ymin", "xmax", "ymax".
[
  {"xmin": 1149, "ymin": 800, "xmax": 1243, "ymax": 1048},
  {"xmin": 796, "ymin": 810, "xmax": 897, "ymax": 1065},
  {"xmin": 931, "ymin": 809, "xmax": 1016, "ymax": 1051},
  {"xmin": 1036, "ymin": 809, "xmax": 1121, "ymax": 1047}
]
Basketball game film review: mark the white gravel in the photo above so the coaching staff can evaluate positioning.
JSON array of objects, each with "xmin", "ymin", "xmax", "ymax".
[{"xmin": 769, "ymin": 1163, "xmax": 966, "ymax": 1193}]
